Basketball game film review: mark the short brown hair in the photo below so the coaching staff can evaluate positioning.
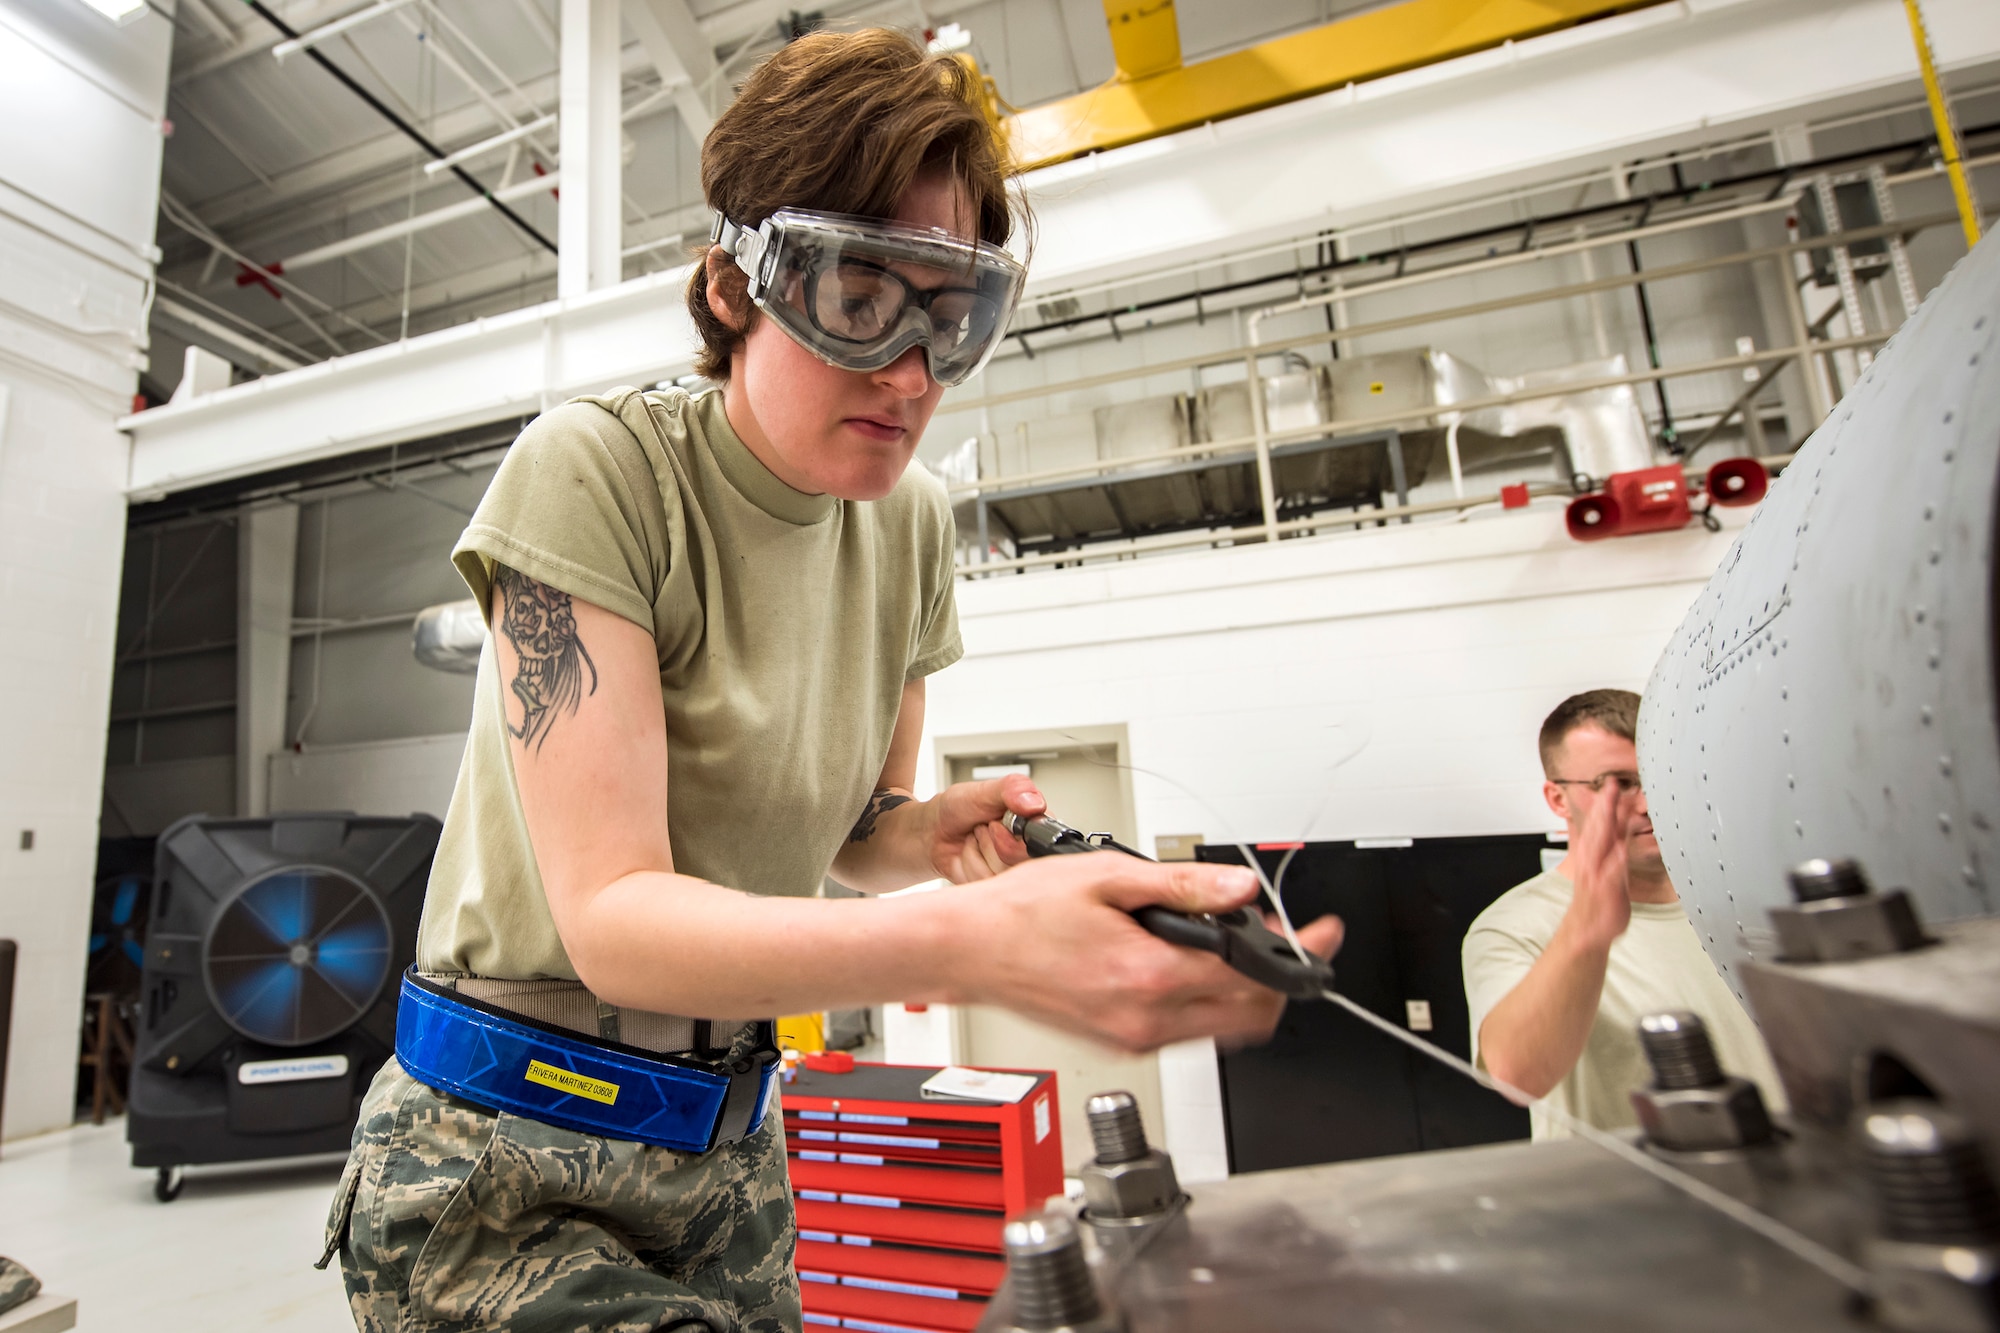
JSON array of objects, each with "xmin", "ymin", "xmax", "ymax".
[
  {"xmin": 686, "ymin": 29, "xmax": 1019, "ymax": 381},
  {"xmin": 1539, "ymin": 689, "xmax": 1640, "ymax": 775}
]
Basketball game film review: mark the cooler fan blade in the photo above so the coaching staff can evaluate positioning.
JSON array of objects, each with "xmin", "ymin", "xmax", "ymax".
[
  {"xmin": 314, "ymin": 920, "xmax": 392, "ymax": 1005},
  {"xmin": 203, "ymin": 868, "xmax": 393, "ymax": 1047},
  {"xmin": 214, "ymin": 959, "xmax": 302, "ymax": 1043}
]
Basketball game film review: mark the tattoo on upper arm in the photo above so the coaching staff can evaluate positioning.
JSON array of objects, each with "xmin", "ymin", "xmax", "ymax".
[
  {"xmin": 849, "ymin": 789, "xmax": 912, "ymax": 843},
  {"xmin": 495, "ymin": 567, "xmax": 599, "ymax": 752}
]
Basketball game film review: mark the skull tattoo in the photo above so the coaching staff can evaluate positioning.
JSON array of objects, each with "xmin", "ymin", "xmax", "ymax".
[{"xmin": 496, "ymin": 567, "xmax": 598, "ymax": 751}]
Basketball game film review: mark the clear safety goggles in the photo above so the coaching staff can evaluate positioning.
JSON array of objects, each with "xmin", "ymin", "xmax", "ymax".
[{"xmin": 712, "ymin": 208, "xmax": 1025, "ymax": 389}]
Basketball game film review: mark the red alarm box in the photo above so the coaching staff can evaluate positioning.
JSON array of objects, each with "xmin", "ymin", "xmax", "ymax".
[{"xmin": 1566, "ymin": 464, "xmax": 1691, "ymax": 541}]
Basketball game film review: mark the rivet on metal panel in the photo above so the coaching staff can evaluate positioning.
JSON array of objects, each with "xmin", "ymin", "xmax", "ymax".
[
  {"xmin": 1942, "ymin": 756, "xmax": 1955, "ymax": 776},
  {"xmin": 1922, "ymin": 707, "xmax": 1935, "ymax": 726},
  {"xmin": 1796, "ymin": 822, "xmax": 1805, "ymax": 836},
  {"xmin": 1924, "ymin": 507, "xmax": 1936, "ymax": 521},
  {"xmin": 1943, "ymin": 411, "xmax": 1955, "ymax": 423},
  {"xmin": 1914, "ymin": 607, "xmax": 1928, "ymax": 624},
  {"xmin": 1943, "ymin": 450, "xmax": 1955, "ymax": 463},
  {"xmin": 1928, "ymin": 548, "xmax": 1942, "ymax": 565},
  {"xmin": 1939, "ymin": 814, "xmax": 1953, "ymax": 834}
]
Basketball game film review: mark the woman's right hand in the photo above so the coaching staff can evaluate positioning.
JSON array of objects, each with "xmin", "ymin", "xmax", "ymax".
[{"xmin": 944, "ymin": 851, "xmax": 1344, "ymax": 1053}]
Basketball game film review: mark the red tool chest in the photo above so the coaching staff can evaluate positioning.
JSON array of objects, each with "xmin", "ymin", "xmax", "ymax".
[{"xmin": 783, "ymin": 1062, "xmax": 1063, "ymax": 1333}]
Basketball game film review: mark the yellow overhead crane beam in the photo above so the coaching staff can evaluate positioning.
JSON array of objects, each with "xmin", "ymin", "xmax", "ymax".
[
  {"xmin": 1004, "ymin": 0, "xmax": 1670, "ymax": 172},
  {"xmin": 1103, "ymin": 0, "xmax": 1184, "ymax": 83}
]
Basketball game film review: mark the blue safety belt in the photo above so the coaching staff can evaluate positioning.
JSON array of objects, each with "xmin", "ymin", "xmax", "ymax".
[{"xmin": 394, "ymin": 969, "xmax": 779, "ymax": 1154}]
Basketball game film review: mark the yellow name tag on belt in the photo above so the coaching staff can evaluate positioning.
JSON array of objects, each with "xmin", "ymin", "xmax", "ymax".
[{"xmin": 524, "ymin": 1059, "xmax": 619, "ymax": 1105}]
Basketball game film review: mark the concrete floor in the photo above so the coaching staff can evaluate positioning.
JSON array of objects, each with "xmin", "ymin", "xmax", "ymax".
[{"xmin": 0, "ymin": 1117, "xmax": 352, "ymax": 1331}]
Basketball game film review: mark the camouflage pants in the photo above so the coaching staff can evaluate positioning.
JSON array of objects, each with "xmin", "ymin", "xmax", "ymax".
[
  {"xmin": 0, "ymin": 1256, "xmax": 40, "ymax": 1315},
  {"xmin": 321, "ymin": 1058, "xmax": 800, "ymax": 1333}
]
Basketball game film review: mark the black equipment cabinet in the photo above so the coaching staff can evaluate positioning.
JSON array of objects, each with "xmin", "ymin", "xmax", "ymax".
[
  {"xmin": 128, "ymin": 812, "xmax": 439, "ymax": 1197},
  {"xmin": 1200, "ymin": 835, "xmax": 1550, "ymax": 1173}
]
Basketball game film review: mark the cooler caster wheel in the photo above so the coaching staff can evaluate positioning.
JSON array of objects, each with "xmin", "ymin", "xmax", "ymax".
[{"xmin": 154, "ymin": 1165, "xmax": 184, "ymax": 1202}]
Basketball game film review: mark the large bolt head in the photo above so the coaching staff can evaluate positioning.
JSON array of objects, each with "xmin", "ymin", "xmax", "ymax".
[
  {"xmin": 1632, "ymin": 1076, "xmax": 1776, "ymax": 1152},
  {"xmin": 1769, "ymin": 889, "xmax": 1928, "ymax": 962},
  {"xmin": 1080, "ymin": 1148, "xmax": 1181, "ymax": 1221}
]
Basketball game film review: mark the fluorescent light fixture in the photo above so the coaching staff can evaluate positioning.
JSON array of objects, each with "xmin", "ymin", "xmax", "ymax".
[
  {"xmin": 76, "ymin": 0, "xmax": 148, "ymax": 22},
  {"xmin": 927, "ymin": 22, "xmax": 972, "ymax": 54}
]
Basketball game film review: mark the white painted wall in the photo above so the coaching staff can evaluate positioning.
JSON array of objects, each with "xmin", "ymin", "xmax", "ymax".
[
  {"xmin": 905, "ymin": 503, "xmax": 1749, "ymax": 1173},
  {"xmin": 268, "ymin": 733, "xmax": 466, "ymax": 822},
  {"xmin": 0, "ymin": 0, "xmax": 171, "ymax": 1140}
]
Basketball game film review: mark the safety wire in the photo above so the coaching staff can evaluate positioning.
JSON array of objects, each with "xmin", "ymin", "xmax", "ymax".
[{"xmin": 1071, "ymin": 740, "xmax": 1876, "ymax": 1298}]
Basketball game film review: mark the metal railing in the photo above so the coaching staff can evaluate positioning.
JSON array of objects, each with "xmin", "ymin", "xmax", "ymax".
[{"xmin": 948, "ymin": 172, "xmax": 1985, "ymax": 578}]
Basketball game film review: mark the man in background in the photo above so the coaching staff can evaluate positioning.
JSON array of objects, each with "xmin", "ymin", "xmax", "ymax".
[{"xmin": 1463, "ymin": 689, "xmax": 1784, "ymax": 1139}]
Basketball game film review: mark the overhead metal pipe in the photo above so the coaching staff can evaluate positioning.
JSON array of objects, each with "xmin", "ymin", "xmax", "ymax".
[
  {"xmin": 244, "ymin": 0, "xmax": 558, "ymax": 256},
  {"xmin": 155, "ymin": 295, "xmax": 306, "ymax": 372},
  {"xmin": 423, "ymin": 113, "xmax": 557, "ymax": 177},
  {"xmin": 271, "ymin": 0, "xmax": 420, "ymax": 61},
  {"xmin": 276, "ymin": 171, "xmax": 561, "ymax": 274}
]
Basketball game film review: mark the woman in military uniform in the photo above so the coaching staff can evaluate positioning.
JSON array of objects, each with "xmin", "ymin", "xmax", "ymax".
[{"xmin": 324, "ymin": 28, "xmax": 1338, "ymax": 1332}]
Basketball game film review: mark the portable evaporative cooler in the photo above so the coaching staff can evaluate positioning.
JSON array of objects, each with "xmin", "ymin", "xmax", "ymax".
[{"xmin": 127, "ymin": 812, "xmax": 439, "ymax": 1200}]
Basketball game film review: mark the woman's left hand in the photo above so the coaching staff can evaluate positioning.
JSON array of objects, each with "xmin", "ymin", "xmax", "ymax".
[{"xmin": 928, "ymin": 773, "xmax": 1046, "ymax": 882}]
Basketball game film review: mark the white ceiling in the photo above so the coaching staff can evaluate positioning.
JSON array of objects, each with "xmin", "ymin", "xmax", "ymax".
[{"xmin": 148, "ymin": 0, "xmax": 1367, "ymax": 392}]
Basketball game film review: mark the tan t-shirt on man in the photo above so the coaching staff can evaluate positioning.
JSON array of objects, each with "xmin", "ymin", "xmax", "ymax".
[
  {"xmin": 1463, "ymin": 870, "xmax": 1786, "ymax": 1141},
  {"xmin": 416, "ymin": 386, "xmax": 962, "ymax": 981}
]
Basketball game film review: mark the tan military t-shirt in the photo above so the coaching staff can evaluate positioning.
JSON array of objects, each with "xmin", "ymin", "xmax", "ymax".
[
  {"xmin": 416, "ymin": 386, "xmax": 962, "ymax": 980},
  {"xmin": 1463, "ymin": 870, "xmax": 1786, "ymax": 1141}
]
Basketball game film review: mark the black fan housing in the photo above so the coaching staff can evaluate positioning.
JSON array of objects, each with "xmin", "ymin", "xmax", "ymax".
[{"xmin": 128, "ymin": 812, "xmax": 439, "ymax": 1180}]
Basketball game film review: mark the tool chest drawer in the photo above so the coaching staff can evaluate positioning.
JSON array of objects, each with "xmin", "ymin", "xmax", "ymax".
[
  {"xmin": 794, "ymin": 1196, "xmax": 1004, "ymax": 1253},
  {"xmin": 784, "ymin": 1062, "xmax": 1062, "ymax": 1332},
  {"xmin": 787, "ymin": 1156, "xmax": 1005, "ymax": 1208},
  {"xmin": 799, "ymin": 1275, "xmax": 984, "ymax": 1332},
  {"xmin": 795, "ymin": 1240, "xmax": 1004, "ymax": 1295}
]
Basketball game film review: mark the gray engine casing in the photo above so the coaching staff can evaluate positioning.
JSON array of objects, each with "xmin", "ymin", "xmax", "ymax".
[{"xmin": 1639, "ymin": 234, "xmax": 2000, "ymax": 1003}]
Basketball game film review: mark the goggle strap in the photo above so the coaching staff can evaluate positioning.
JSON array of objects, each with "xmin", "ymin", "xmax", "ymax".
[{"xmin": 712, "ymin": 214, "xmax": 769, "ymax": 299}]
